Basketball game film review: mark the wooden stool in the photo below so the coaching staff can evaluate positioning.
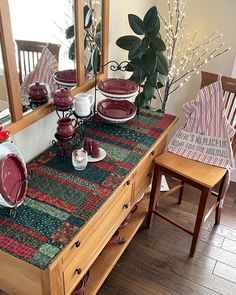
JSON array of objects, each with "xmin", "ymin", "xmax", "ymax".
[{"xmin": 146, "ymin": 151, "xmax": 228, "ymax": 256}]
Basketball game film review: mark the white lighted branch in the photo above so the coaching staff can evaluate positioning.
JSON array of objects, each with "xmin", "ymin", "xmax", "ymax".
[{"xmin": 158, "ymin": 0, "xmax": 230, "ymax": 113}]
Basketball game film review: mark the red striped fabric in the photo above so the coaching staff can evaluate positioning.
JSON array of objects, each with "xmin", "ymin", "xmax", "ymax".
[
  {"xmin": 20, "ymin": 46, "xmax": 58, "ymax": 98},
  {"xmin": 168, "ymin": 77, "xmax": 235, "ymax": 170}
]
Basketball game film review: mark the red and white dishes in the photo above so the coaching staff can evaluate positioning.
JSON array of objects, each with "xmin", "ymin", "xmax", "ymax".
[
  {"xmin": 98, "ymin": 78, "xmax": 138, "ymax": 99},
  {"xmin": 0, "ymin": 153, "xmax": 27, "ymax": 207},
  {"xmin": 97, "ymin": 99, "xmax": 137, "ymax": 123},
  {"xmin": 53, "ymin": 69, "xmax": 76, "ymax": 87}
]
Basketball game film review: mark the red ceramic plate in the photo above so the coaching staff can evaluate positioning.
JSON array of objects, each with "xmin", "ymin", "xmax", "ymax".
[
  {"xmin": 98, "ymin": 78, "xmax": 138, "ymax": 96},
  {"xmin": 53, "ymin": 69, "xmax": 76, "ymax": 83},
  {"xmin": 97, "ymin": 99, "xmax": 137, "ymax": 119},
  {"xmin": 0, "ymin": 153, "xmax": 27, "ymax": 206}
]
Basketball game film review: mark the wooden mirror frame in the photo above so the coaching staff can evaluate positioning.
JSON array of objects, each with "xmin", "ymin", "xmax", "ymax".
[{"xmin": 1, "ymin": 0, "xmax": 109, "ymax": 134}]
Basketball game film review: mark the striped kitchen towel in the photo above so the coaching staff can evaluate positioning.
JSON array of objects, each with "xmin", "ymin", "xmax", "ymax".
[
  {"xmin": 168, "ymin": 76, "xmax": 235, "ymax": 170},
  {"xmin": 20, "ymin": 45, "xmax": 59, "ymax": 100}
]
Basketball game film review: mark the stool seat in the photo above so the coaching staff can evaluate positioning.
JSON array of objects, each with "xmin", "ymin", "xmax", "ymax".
[{"xmin": 156, "ymin": 152, "xmax": 227, "ymax": 188}]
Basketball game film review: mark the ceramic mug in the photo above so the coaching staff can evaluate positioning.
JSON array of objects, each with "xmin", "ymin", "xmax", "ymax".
[
  {"xmin": 74, "ymin": 93, "xmax": 94, "ymax": 117},
  {"xmin": 56, "ymin": 118, "xmax": 77, "ymax": 139}
]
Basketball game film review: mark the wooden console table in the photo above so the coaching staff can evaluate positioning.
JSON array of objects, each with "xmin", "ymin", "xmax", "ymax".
[{"xmin": 0, "ymin": 110, "xmax": 178, "ymax": 295}]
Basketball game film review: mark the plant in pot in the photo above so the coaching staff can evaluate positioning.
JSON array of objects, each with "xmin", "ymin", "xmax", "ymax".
[
  {"xmin": 65, "ymin": 3, "xmax": 101, "ymax": 76},
  {"xmin": 116, "ymin": 6, "xmax": 169, "ymax": 111}
]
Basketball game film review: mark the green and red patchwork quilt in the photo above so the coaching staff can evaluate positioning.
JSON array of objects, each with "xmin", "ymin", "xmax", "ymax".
[{"xmin": 0, "ymin": 110, "xmax": 176, "ymax": 269}]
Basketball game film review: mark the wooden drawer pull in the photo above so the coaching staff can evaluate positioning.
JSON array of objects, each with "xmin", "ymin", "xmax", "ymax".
[
  {"xmin": 76, "ymin": 268, "xmax": 82, "ymax": 275},
  {"xmin": 123, "ymin": 203, "xmax": 129, "ymax": 209},
  {"xmin": 75, "ymin": 241, "xmax": 81, "ymax": 248}
]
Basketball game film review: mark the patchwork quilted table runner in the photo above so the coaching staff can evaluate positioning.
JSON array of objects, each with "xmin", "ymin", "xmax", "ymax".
[{"xmin": 0, "ymin": 110, "xmax": 175, "ymax": 269}]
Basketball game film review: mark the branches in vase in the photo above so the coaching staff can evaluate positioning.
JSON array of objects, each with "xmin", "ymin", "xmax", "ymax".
[{"xmin": 160, "ymin": 0, "xmax": 230, "ymax": 113}]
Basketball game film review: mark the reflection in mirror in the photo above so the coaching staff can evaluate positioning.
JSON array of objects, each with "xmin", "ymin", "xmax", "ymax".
[
  {"xmin": 8, "ymin": 0, "xmax": 75, "ymax": 114},
  {"xmin": 84, "ymin": 0, "xmax": 102, "ymax": 79},
  {"xmin": 0, "ymin": 39, "xmax": 11, "ymax": 125}
]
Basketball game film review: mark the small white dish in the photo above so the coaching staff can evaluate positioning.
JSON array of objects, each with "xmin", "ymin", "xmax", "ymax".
[{"xmin": 88, "ymin": 148, "xmax": 106, "ymax": 162}]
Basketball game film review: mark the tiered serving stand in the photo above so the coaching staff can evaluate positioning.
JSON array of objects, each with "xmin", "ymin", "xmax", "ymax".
[
  {"xmin": 52, "ymin": 104, "xmax": 92, "ymax": 160},
  {"xmin": 94, "ymin": 61, "xmax": 139, "ymax": 124}
]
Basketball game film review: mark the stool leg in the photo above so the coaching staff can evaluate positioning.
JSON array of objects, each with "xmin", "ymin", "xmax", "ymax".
[
  {"xmin": 178, "ymin": 181, "xmax": 185, "ymax": 204},
  {"xmin": 215, "ymin": 174, "xmax": 227, "ymax": 225},
  {"xmin": 146, "ymin": 164, "xmax": 162, "ymax": 229},
  {"xmin": 190, "ymin": 187, "xmax": 210, "ymax": 257}
]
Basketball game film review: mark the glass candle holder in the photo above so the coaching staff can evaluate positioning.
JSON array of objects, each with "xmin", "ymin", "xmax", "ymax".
[{"xmin": 72, "ymin": 148, "xmax": 88, "ymax": 171}]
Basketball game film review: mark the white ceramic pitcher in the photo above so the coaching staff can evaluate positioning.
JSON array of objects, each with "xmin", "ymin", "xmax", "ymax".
[{"xmin": 74, "ymin": 93, "xmax": 95, "ymax": 117}]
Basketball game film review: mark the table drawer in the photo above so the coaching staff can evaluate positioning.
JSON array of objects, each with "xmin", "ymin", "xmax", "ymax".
[{"xmin": 63, "ymin": 182, "xmax": 132, "ymax": 295}]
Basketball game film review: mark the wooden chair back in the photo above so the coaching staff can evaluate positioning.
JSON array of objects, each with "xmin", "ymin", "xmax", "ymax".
[
  {"xmin": 201, "ymin": 71, "xmax": 236, "ymax": 155},
  {"xmin": 15, "ymin": 40, "xmax": 60, "ymax": 84}
]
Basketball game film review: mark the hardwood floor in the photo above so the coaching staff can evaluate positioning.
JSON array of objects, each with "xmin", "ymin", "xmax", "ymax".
[
  {"xmin": 97, "ymin": 178, "xmax": 236, "ymax": 295},
  {"xmin": 0, "ymin": 179, "xmax": 235, "ymax": 295}
]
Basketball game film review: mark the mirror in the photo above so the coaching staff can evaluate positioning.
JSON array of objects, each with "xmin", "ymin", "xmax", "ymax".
[
  {"xmin": 0, "ymin": 39, "xmax": 11, "ymax": 125},
  {"xmin": 8, "ymin": 0, "xmax": 75, "ymax": 113},
  {"xmin": 0, "ymin": 0, "xmax": 109, "ymax": 134}
]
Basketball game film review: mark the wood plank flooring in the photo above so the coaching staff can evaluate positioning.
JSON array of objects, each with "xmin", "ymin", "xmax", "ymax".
[
  {"xmin": 97, "ymin": 178, "xmax": 236, "ymax": 295},
  {"xmin": 0, "ymin": 179, "xmax": 235, "ymax": 295}
]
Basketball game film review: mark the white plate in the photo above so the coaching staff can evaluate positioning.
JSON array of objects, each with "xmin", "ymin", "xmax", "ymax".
[
  {"xmin": 97, "ymin": 110, "xmax": 136, "ymax": 124},
  {"xmin": 88, "ymin": 148, "xmax": 106, "ymax": 162},
  {"xmin": 98, "ymin": 89, "xmax": 139, "ymax": 99}
]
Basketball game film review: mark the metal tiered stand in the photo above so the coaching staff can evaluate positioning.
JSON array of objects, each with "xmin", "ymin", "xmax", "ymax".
[
  {"xmin": 94, "ymin": 60, "xmax": 140, "ymax": 123},
  {"xmin": 52, "ymin": 105, "xmax": 92, "ymax": 160}
]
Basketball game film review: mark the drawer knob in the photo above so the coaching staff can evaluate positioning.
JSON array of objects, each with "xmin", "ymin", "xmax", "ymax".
[
  {"xmin": 126, "ymin": 180, "xmax": 130, "ymax": 186},
  {"xmin": 76, "ymin": 268, "xmax": 82, "ymax": 275},
  {"xmin": 148, "ymin": 172, "xmax": 152, "ymax": 178},
  {"xmin": 75, "ymin": 241, "xmax": 81, "ymax": 248},
  {"xmin": 151, "ymin": 151, "xmax": 155, "ymax": 156},
  {"xmin": 123, "ymin": 203, "xmax": 129, "ymax": 209}
]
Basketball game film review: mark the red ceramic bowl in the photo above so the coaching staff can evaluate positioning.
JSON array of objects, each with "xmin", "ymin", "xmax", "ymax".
[
  {"xmin": 98, "ymin": 78, "xmax": 138, "ymax": 96},
  {"xmin": 97, "ymin": 99, "xmax": 137, "ymax": 120}
]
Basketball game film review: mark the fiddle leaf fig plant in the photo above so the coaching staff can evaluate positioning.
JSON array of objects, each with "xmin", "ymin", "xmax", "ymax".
[{"xmin": 116, "ymin": 6, "xmax": 169, "ymax": 108}]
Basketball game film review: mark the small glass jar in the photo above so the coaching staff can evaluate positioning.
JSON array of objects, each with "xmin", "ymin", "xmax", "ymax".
[{"xmin": 72, "ymin": 148, "xmax": 88, "ymax": 171}]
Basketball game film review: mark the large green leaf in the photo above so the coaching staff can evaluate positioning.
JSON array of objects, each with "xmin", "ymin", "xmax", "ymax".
[
  {"xmin": 95, "ymin": 31, "xmax": 101, "ymax": 46},
  {"xmin": 135, "ymin": 92, "xmax": 147, "ymax": 108},
  {"xmin": 128, "ymin": 45, "xmax": 144, "ymax": 60},
  {"xmin": 68, "ymin": 41, "xmax": 75, "ymax": 60},
  {"xmin": 128, "ymin": 14, "xmax": 144, "ymax": 35},
  {"xmin": 143, "ymin": 81, "xmax": 155, "ymax": 100},
  {"xmin": 143, "ymin": 6, "xmax": 158, "ymax": 33},
  {"xmin": 84, "ymin": 5, "xmax": 93, "ymax": 28},
  {"xmin": 129, "ymin": 66, "xmax": 146, "ymax": 85},
  {"xmin": 92, "ymin": 47, "xmax": 100, "ymax": 74},
  {"xmin": 150, "ymin": 36, "xmax": 166, "ymax": 52},
  {"xmin": 116, "ymin": 35, "xmax": 141, "ymax": 51},
  {"xmin": 156, "ymin": 52, "xmax": 169, "ymax": 75},
  {"xmin": 140, "ymin": 48, "xmax": 157, "ymax": 75},
  {"xmin": 66, "ymin": 25, "xmax": 74, "ymax": 39},
  {"xmin": 148, "ymin": 71, "xmax": 158, "ymax": 87},
  {"xmin": 141, "ymin": 37, "xmax": 150, "ymax": 52}
]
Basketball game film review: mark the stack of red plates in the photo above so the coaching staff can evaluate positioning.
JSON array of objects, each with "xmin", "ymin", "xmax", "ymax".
[{"xmin": 97, "ymin": 99, "xmax": 137, "ymax": 123}]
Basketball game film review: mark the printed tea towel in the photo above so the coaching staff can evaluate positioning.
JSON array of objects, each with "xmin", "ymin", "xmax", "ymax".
[
  {"xmin": 168, "ymin": 76, "xmax": 235, "ymax": 170},
  {"xmin": 20, "ymin": 45, "xmax": 58, "ymax": 104}
]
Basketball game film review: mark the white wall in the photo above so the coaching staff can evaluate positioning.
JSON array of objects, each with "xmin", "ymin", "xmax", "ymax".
[{"xmin": 13, "ymin": 0, "xmax": 236, "ymax": 183}]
